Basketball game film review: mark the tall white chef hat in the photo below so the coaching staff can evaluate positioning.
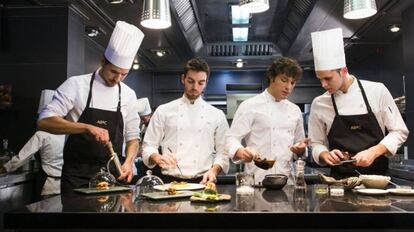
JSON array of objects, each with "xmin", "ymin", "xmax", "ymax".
[
  {"xmin": 311, "ymin": 27, "xmax": 346, "ymax": 71},
  {"xmin": 104, "ymin": 21, "xmax": 144, "ymax": 69},
  {"xmin": 136, "ymin": 97, "xmax": 152, "ymax": 116},
  {"xmin": 37, "ymin": 89, "xmax": 55, "ymax": 113}
]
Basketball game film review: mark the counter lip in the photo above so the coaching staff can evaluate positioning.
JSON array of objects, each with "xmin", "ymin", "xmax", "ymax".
[{"xmin": 5, "ymin": 211, "xmax": 414, "ymax": 229}]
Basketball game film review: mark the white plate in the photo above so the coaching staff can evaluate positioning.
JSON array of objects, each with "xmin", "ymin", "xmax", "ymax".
[
  {"xmin": 387, "ymin": 188, "xmax": 414, "ymax": 196},
  {"xmin": 356, "ymin": 188, "xmax": 388, "ymax": 195},
  {"xmin": 154, "ymin": 183, "xmax": 205, "ymax": 191}
]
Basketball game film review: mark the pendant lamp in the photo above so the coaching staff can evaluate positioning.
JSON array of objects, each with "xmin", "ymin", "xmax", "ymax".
[
  {"xmin": 141, "ymin": 0, "xmax": 171, "ymax": 29},
  {"xmin": 344, "ymin": 0, "xmax": 377, "ymax": 20},
  {"xmin": 239, "ymin": 0, "xmax": 269, "ymax": 14}
]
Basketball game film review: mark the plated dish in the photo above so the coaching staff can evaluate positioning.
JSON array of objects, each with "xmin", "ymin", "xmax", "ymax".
[
  {"xmin": 387, "ymin": 188, "xmax": 414, "ymax": 196},
  {"xmin": 154, "ymin": 183, "xmax": 205, "ymax": 191},
  {"xmin": 356, "ymin": 188, "xmax": 388, "ymax": 196}
]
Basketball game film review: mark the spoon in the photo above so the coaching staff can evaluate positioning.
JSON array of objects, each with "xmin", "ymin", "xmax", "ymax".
[{"xmin": 388, "ymin": 180, "xmax": 401, "ymax": 188}]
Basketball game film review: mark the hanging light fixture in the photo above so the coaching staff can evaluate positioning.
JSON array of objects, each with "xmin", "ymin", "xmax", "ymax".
[
  {"xmin": 141, "ymin": 0, "xmax": 171, "ymax": 29},
  {"xmin": 344, "ymin": 0, "xmax": 377, "ymax": 20},
  {"xmin": 239, "ymin": 0, "xmax": 269, "ymax": 14}
]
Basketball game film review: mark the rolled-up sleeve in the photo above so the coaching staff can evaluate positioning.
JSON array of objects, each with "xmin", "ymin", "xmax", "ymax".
[
  {"xmin": 225, "ymin": 102, "xmax": 252, "ymax": 158},
  {"xmin": 293, "ymin": 110, "xmax": 307, "ymax": 158},
  {"xmin": 308, "ymin": 101, "xmax": 329, "ymax": 165},
  {"xmin": 213, "ymin": 112, "xmax": 230, "ymax": 173},
  {"xmin": 124, "ymin": 91, "xmax": 140, "ymax": 142},
  {"xmin": 378, "ymin": 84, "xmax": 409, "ymax": 155},
  {"xmin": 38, "ymin": 77, "xmax": 78, "ymax": 120},
  {"xmin": 142, "ymin": 107, "xmax": 165, "ymax": 168}
]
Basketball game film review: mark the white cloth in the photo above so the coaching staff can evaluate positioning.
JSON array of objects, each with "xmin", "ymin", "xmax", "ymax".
[
  {"xmin": 105, "ymin": 21, "xmax": 144, "ymax": 69},
  {"xmin": 142, "ymin": 95, "xmax": 230, "ymax": 178},
  {"xmin": 4, "ymin": 131, "xmax": 65, "ymax": 195},
  {"xmin": 38, "ymin": 69, "xmax": 140, "ymax": 142},
  {"xmin": 311, "ymin": 28, "xmax": 346, "ymax": 71},
  {"xmin": 225, "ymin": 90, "xmax": 306, "ymax": 184},
  {"xmin": 308, "ymin": 77, "xmax": 409, "ymax": 165}
]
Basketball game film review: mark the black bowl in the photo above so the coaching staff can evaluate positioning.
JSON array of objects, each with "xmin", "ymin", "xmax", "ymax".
[{"xmin": 262, "ymin": 174, "xmax": 288, "ymax": 190}]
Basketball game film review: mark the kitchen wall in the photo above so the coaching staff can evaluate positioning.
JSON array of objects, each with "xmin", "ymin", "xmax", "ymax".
[{"xmin": 0, "ymin": 6, "xmax": 81, "ymax": 151}]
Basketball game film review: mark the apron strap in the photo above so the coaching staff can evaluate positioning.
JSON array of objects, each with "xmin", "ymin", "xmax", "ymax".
[
  {"xmin": 85, "ymin": 72, "xmax": 96, "ymax": 108},
  {"xmin": 331, "ymin": 78, "xmax": 373, "ymax": 115},
  {"xmin": 356, "ymin": 78, "xmax": 373, "ymax": 113},
  {"xmin": 331, "ymin": 94, "xmax": 339, "ymax": 115}
]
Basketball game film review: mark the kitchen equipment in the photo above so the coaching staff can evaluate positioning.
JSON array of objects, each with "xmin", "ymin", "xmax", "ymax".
[
  {"xmin": 262, "ymin": 174, "xmax": 287, "ymax": 190},
  {"xmin": 135, "ymin": 170, "xmax": 164, "ymax": 198},
  {"xmin": 106, "ymin": 141, "xmax": 123, "ymax": 176},
  {"xmin": 338, "ymin": 159, "xmax": 356, "ymax": 165},
  {"xmin": 254, "ymin": 157, "xmax": 275, "ymax": 170}
]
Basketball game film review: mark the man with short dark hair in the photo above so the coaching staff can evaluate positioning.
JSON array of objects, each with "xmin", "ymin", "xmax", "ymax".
[
  {"xmin": 308, "ymin": 28, "xmax": 408, "ymax": 179},
  {"xmin": 142, "ymin": 58, "xmax": 229, "ymax": 184},
  {"xmin": 226, "ymin": 57, "xmax": 309, "ymax": 184},
  {"xmin": 38, "ymin": 21, "xmax": 144, "ymax": 193}
]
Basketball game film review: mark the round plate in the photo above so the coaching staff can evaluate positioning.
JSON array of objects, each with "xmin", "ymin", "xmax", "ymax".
[
  {"xmin": 387, "ymin": 188, "xmax": 414, "ymax": 196},
  {"xmin": 154, "ymin": 183, "xmax": 205, "ymax": 191},
  {"xmin": 356, "ymin": 188, "xmax": 388, "ymax": 195}
]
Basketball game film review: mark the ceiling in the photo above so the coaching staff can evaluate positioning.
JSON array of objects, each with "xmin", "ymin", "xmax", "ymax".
[{"xmin": 1, "ymin": 0, "xmax": 412, "ymax": 71}]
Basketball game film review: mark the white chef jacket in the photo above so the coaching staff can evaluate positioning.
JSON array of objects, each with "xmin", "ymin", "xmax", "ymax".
[
  {"xmin": 142, "ymin": 95, "xmax": 229, "ymax": 178},
  {"xmin": 4, "ymin": 131, "xmax": 65, "ymax": 195},
  {"xmin": 38, "ymin": 69, "xmax": 140, "ymax": 143},
  {"xmin": 309, "ymin": 77, "xmax": 409, "ymax": 165},
  {"xmin": 226, "ymin": 89, "xmax": 306, "ymax": 184}
]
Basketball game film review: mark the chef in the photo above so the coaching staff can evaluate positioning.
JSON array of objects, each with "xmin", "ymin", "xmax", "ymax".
[
  {"xmin": 0, "ymin": 90, "xmax": 64, "ymax": 197},
  {"xmin": 37, "ymin": 21, "xmax": 144, "ymax": 193},
  {"xmin": 308, "ymin": 28, "xmax": 409, "ymax": 179},
  {"xmin": 225, "ymin": 57, "xmax": 309, "ymax": 184},
  {"xmin": 142, "ymin": 58, "xmax": 229, "ymax": 184}
]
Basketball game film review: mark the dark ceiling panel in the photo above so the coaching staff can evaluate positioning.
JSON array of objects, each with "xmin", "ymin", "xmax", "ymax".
[{"xmin": 2, "ymin": 0, "xmax": 413, "ymax": 70}]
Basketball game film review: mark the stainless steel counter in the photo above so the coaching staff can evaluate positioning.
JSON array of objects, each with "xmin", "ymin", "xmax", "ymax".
[{"xmin": 5, "ymin": 184, "xmax": 414, "ymax": 231}]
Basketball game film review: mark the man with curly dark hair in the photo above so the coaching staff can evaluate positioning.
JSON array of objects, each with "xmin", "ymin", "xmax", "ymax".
[{"xmin": 226, "ymin": 57, "xmax": 310, "ymax": 184}]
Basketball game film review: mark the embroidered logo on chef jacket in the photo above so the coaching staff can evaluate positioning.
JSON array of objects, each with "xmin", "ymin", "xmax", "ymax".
[
  {"xmin": 96, "ymin": 120, "xmax": 108, "ymax": 125},
  {"xmin": 350, "ymin": 125, "xmax": 361, "ymax": 130}
]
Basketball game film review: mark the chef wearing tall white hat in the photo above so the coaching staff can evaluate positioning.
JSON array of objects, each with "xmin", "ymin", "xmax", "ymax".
[
  {"xmin": 308, "ymin": 28, "xmax": 408, "ymax": 179},
  {"xmin": 38, "ymin": 21, "xmax": 145, "ymax": 193},
  {"xmin": 136, "ymin": 97, "xmax": 152, "ymax": 117}
]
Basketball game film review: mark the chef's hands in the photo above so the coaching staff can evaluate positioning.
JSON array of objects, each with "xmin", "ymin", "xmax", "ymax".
[
  {"xmin": 87, "ymin": 124, "xmax": 109, "ymax": 144},
  {"xmin": 353, "ymin": 145, "xmax": 387, "ymax": 167},
  {"xmin": 118, "ymin": 160, "xmax": 133, "ymax": 183},
  {"xmin": 150, "ymin": 153, "xmax": 178, "ymax": 168},
  {"xmin": 321, "ymin": 144, "xmax": 387, "ymax": 167},
  {"xmin": 201, "ymin": 165, "xmax": 221, "ymax": 184},
  {"xmin": 234, "ymin": 147, "xmax": 257, "ymax": 163},
  {"xmin": 320, "ymin": 149, "xmax": 349, "ymax": 166},
  {"xmin": 290, "ymin": 138, "xmax": 311, "ymax": 155}
]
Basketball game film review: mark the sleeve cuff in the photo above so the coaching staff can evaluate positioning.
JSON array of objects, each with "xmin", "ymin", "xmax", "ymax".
[
  {"xmin": 312, "ymin": 144, "xmax": 329, "ymax": 165},
  {"xmin": 142, "ymin": 146, "xmax": 158, "ymax": 169},
  {"xmin": 379, "ymin": 139, "xmax": 397, "ymax": 155}
]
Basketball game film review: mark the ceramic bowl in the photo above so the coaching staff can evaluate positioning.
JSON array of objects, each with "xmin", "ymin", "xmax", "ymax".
[{"xmin": 262, "ymin": 174, "xmax": 287, "ymax": 190}]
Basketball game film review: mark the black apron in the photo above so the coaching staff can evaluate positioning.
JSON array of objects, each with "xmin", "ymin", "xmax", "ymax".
[
  {"xmin": 61, "ymin": 72, "xmax": 124, "ymax": 194},
  {"xmin": 328, "ymin": 79, "xmax": 388, "ymax": 179}
]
